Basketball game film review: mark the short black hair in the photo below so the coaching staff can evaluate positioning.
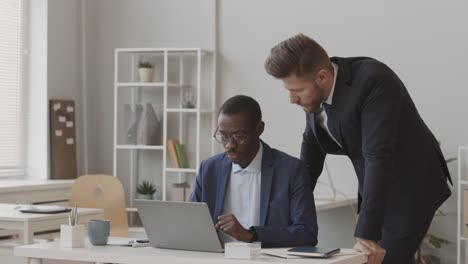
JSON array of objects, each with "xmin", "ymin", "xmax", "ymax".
[{"xmin": 218, "ymin": 95, "xmax": 262, "ymax": 126}]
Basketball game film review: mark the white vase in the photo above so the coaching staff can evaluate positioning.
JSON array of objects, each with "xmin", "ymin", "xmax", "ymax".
[
  {"xmin": 138, "ymin": 68, "xmax": 154, "ymax": 82},
  {"xmin": 137, "ymin": 194, "xmax": 153, "ymax": 200}
]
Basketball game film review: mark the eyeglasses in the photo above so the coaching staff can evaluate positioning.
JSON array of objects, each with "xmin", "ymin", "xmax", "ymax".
[{"xmin": 213, "ymin": 128, "xmax": 248, "ymax": 145}]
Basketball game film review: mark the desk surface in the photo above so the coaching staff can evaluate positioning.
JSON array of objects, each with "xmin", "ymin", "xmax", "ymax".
[
  {"xmin": 315, "ymin": 197, "xmax": 357, "ymax": 212},
  {"xmin": 15, "ymin": 239, "xmax": 366, "ymax": 264},
  {"xmin": 0, "ymin": 179, "xmax": 355, "ymax": 212},
  {"xmin": 125, "ymin": 197, "xmax": 357, "ymax": 214},
  {"xmin": 0, "ymin": 203, "xmax": 103, "ymax": 245},
  {"xmin": 0, "ymin": 203, "xmax": 101, "ymax": 222},
  {"xmin": 0, "ymin": 179, "xmax": 74, "ymax": 193}
]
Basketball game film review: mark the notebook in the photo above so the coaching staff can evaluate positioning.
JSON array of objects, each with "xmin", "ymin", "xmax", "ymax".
[
  {"xmin": 287, "ymin": 246, "xmax": 340, "ymax": 258},
  {"xmin": 17, "ymin": 205, "xmax": 71, "ymax": 214}
]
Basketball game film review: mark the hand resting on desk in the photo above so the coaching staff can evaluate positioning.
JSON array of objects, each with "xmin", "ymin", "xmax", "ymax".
[
  {"xmin": 215, "ymin": 213, "xmax": 253, "ymax": 242},
  {"xmin": 354, "ymin": 237, "xmax": 385, "ymax": 264}
]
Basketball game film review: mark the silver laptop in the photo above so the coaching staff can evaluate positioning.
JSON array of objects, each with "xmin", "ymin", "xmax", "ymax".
[{"xmin": 135, "ymin": 199, "xmax": 224, "ymax": 253}]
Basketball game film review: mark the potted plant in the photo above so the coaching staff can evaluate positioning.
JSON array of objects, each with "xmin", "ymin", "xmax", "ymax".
[
  {"xmin": 138, "ymin": 61, "xmax": 154, "ymax": 82},
  {"xmin": 137, "ymin": 180, "xmax": 157, "ymax": 200}
]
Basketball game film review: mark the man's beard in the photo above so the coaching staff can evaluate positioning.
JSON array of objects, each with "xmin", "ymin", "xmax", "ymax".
[
  {"xmin": 302, "ymin": 96, "xmax": 323, "ymax": 113},
  {"xmin": 302, "ymin": 105, "xmax": 320, "ymax": 113}
]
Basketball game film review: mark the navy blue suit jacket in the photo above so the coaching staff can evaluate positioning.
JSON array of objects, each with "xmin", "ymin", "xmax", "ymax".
[
  {"xmin": 302, "ymin": 57, "xmax": 452, "ymax": 241},
  {"xmin": 189, "ymin": 141, "xmax": 318, "ymax": 247}
]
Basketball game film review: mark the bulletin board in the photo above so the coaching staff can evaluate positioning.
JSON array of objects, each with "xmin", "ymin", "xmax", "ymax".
[{"xmin": 49, "ymin": 99, "xmax": 77, "ymax": 180}]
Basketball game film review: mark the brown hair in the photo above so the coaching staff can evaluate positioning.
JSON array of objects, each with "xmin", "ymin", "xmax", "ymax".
[{"xmin": 264, "ymin": 33, "xmax": 331, "ymax": 79}]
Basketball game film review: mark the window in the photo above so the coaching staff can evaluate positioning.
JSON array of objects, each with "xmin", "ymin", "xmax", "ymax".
[{"xmin": 0, "ymin": 0, "xmax": 26, "ymax": 177}]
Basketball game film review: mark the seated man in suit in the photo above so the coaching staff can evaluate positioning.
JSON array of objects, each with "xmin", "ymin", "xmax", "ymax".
[{"xmin": 189, "ymin": 95, "xmax": 318, "ymax": 247}]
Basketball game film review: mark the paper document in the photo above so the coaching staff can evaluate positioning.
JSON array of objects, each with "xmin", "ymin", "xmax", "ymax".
[{"xmin": 107, "ymin": 239, "xmax": 151, "ymax": 248}]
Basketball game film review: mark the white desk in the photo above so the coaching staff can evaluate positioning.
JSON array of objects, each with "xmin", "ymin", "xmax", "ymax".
[
  {"xmin": 315, "ymin": 197, "xmax": 357, "ymax": 212},
  {"xmin": 14, "ymin": 238, "xmax": 367, "ymax": 264},
  {"xmin": 0, "ymin": 179, "xmax": 74, "ymax": 204},
  {"xmin": 0, "ymin": 203, "xmax": 103, "ymax": 244}
]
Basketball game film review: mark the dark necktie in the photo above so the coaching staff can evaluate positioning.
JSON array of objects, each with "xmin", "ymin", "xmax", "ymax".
[{"xmin": 314, "ymin": 105, "xmax": 342, "ymax": 154}]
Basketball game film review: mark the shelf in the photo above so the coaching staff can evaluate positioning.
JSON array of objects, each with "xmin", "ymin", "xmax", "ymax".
[
  {"xmin": 459, "ymin": 236, "xmax": 468, "ymax": 241},
  {"xmin": 113, "ymin": 47, "xmax": 214, "ymax": 210},
  {"xmin": 116, "ymin": 145, "xmax": 164, "ymax": 150},
  {"xmin": 165, "ymin": 168, "xmax": 197, "ymax": 173},
  {"xmin": 166, "ymin": 108, "xmax": 213, "ymax": 113},
  {"xmin": 117, "ymin": 82, "xmax": 183, "ymax": 87},
  {"xmin": 116, "ymin": 47, "xmax": 203, "ymax": 53},
  {"xmin": 461, "ymin": 181, "xmax": 468, "ymax": 184}
]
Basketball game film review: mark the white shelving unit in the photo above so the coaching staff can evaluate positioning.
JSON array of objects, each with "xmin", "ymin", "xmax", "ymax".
[
  {"xmin": 112, "ymin": 48, "xmax": 216, "ymax": 213},
  {"xmin": 457, "ymin": 146, "xmax": 468, "ymax": 264}
]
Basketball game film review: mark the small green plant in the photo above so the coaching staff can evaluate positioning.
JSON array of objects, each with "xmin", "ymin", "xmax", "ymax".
[
  {"xmin": 137, "ymin": 180, "xmax": 157, "ymax": 195},
  {"xmin": 138, "ymin": 61, "xmax": 153, "ymax": 69}
]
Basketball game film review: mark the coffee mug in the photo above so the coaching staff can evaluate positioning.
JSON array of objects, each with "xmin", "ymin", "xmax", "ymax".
[{"xmin": 87, "ymin": 219, "xmax": 110, "ymax": 245}]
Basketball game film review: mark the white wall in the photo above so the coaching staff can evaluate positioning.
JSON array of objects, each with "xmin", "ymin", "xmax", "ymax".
[
  {"xmin": 87, "ymin": 0, "xmax": 215, "ymax": 175},
  {"xmin": 218, "ymin": 0, "xmax": 468, "ymax": 194},
  {"xmin": 82, "ymin": 0, "xmax": 98, "ymax": 174},
  {"xmin": 217, "ymin": 1, "xmax": 468, "ymax": 261},
  {"xmin": 47, "ymin": 0, "xmax": 85, "ymax": 176},
  {"xmin": 47, "ymin": 0, "xmax": 468, "ymax": 261},
  {"xmin": 27, "ymin": 0, "xmax": 49, "ymax": 180}
]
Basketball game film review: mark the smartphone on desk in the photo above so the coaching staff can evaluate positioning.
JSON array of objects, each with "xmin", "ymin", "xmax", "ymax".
[{"xmin": 132, "ymin": 239, "xmax": 151, "ymax": 248}]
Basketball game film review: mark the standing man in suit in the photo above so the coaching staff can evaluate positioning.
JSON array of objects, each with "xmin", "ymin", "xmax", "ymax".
[
  {"xmin": 264, "ymin": 33, "xmax": 452, "ymax": 263},
  {"xmin": 189, "ymin": 95, "xmax": 318, "ymax": 247}
]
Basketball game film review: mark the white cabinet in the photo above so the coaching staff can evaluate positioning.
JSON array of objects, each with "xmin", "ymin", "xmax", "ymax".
[
  {"xmin": 112, "ymin": 48, "xmax": 216, "ymax": 210},
  {"xmin": 457, "ymin": 146, "xmax": 468, "ymax": 264}
]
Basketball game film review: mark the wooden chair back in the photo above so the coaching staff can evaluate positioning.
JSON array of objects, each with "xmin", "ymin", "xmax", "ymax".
[{"xmin": 69, "ymin": 174, "xmax": 128, "ymax": 237}]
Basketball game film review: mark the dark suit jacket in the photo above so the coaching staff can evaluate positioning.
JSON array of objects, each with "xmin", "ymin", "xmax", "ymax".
[
  {"xmin": 302, "ymin": 57, "xmax": 452, "ymax": 241},
  {"xmin": 190, "ymin": 141, "xmax": 318, "ymax": 247}
]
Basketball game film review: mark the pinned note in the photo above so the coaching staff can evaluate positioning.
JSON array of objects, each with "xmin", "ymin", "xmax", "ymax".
[
  {"xmin": 66, "ymin": 121, "xmax": 73, "ymax": 128},
  {"xmin": 67, "ymin": 106, "xmax": 74, "ymax": 112},
  {"xmin": 66, "ymin": 138, "xmax": 74, "ymax": 145},
  {"xmin": 59, "ymin": 116, "xmax": 66, "ymax": 123},
  {"xmin": 53, "ymin": 103, "xmax": 61, "ymax": 111},
  {"xmin": 55, "ymin": 130, "xmax": 62, "ymax": 136}
]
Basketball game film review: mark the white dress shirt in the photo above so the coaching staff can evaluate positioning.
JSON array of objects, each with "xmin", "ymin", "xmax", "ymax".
[
  {"xmin": 221, "ymin": 143, "xmax": 263, "ymax": 242},
  {"xmin": 315, "ymin": 62, "xmax": 342, "ymax": 148}
]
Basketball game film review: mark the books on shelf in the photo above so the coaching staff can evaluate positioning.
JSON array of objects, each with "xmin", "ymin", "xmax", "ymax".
[
  {"xmin": 167, "ymin": 139, "xmax": 180, "ymax": 168},
  {"xmin": 167, "ymin": 139, "xmax": 190, "ymax": 169},
  {"xmin": 175, "ymin": 143, "xmax": 190, "ymax": 168}
]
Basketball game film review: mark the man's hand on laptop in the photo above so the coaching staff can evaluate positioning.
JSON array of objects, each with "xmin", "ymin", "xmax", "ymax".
[{"xmin": 215, "ymin": 214, "xmax": 253, "ymax": 242}]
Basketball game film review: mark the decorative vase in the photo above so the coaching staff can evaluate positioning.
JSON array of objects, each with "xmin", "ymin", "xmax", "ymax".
[
  {"xmin": 137, "ymin": 194, "xmax": 153, "ymax": 200},
  {"xmin": 138, "ymin": 68, "xmax": 154, "ymax": 82},
  {"xmin": 181, "ymin": 86, "xmax": 195, "ymax": 108}
]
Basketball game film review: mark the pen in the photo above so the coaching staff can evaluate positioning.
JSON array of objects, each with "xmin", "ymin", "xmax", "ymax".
[
  {"xmin": 73, "ymin": 205, "xmax": 77, "ymax": 226},
  {"xmin": 69, "ymin": 209, "xmax": 73, "ymax": 226},
  {"xmin": 71, "ymin": 206, "xmax": 76, "ymax": 226},
  {"xmin": 74, "ymin": 205, "xmax": 79, "ymax": 225}
]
